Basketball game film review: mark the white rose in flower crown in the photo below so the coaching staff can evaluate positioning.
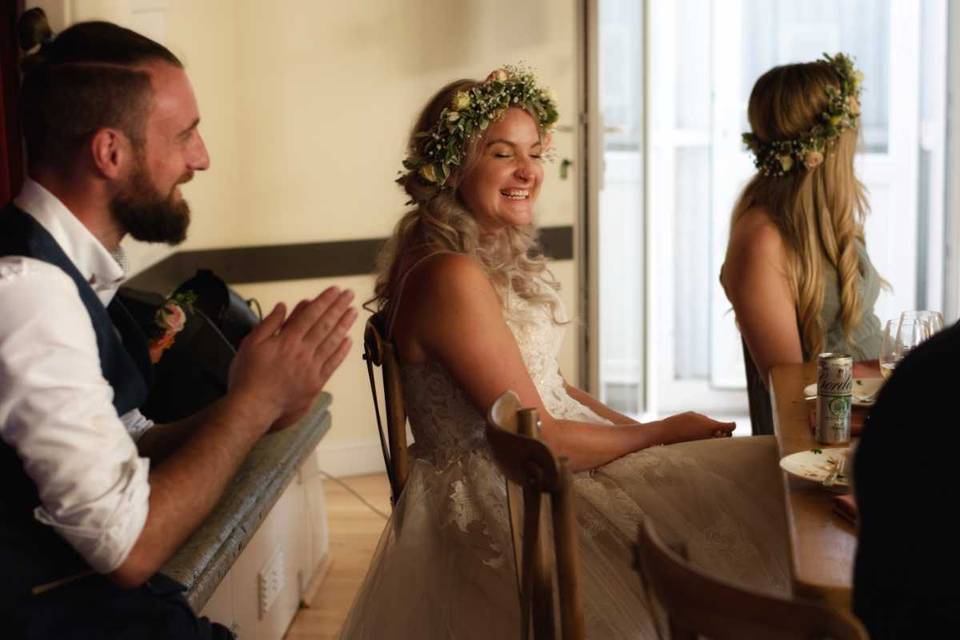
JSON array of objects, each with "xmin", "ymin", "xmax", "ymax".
[
  {"xmin": 486, "ymin": 69, "xmax": 509, "ymax": 83},
  {"xmin": 446, "ymin": 111, "xmax": 460, "ymax": 122},
  {"xmin": 159, "ymin": 302, "xmax": 186, "ymax": 333},
  {"xmin": 541, "ymin": 87, "xmax": 558, "ymax": 104},
  {"xmin": 803, "ymin": 150, "xmax": 824, "ymax": 169},
  {"xmin": 452, "ymin": 91, "xmax": 471, "ymax": 111},
  {"xmin": 778, "ymin": 155, "xmax": 794, "ymax": 172},
  {"xmin": 419, "ymin": 164, "xmax": 438, "ymax": 183}
]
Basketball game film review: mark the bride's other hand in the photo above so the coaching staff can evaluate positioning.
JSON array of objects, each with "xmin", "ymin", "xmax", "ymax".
[{"xmin": 656, "ymin": 412, "xmax": 735, "ymax": 444}]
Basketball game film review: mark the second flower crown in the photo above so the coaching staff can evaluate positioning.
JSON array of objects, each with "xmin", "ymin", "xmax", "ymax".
[{"xmin": 742, "ymin": 52, "xmax": 863, "ymax": 178}]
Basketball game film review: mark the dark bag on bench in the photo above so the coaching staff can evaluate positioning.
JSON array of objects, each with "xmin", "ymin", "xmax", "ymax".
[{"xmin": 119, "ymin": 269, "xmax": 260, "ymax": 423}]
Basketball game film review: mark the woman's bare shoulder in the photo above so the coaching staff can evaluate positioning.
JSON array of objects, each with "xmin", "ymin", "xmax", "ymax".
[
  {"xmin": 728, "ymin": 208, "xmax": 788, "ymax": 267},
  {"xmin": 403, "ymin": 252, "xmax": 491, "ymax": 298},
  {"xmin": 723, "ymin": 207, "xmax": 789, "ymax": 294},
  {"xmin": 729, "ymin": 207, "xmax": 784, "ymax": 251},
  {"xmin": 392, "ymin": 253, "xmax": 504, "ymax": 363}
]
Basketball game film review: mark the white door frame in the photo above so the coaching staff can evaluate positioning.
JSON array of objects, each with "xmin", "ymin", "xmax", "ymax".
[
  {"xmin": 579, "ymin": 0, "xmax": 602, "ymax": 393},
  {"xmin": 946, "ymin": 0, "xmax": 960, "ymax": 321}
]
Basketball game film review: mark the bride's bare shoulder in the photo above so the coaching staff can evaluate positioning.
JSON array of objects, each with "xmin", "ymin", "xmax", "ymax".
[
  {"xmin": 403, "ymin": 253, "xmax": 494, "ymax": 302},
  {"xmin": 392, "ymin": 253, "xmax": 501, "ymax": 360}
]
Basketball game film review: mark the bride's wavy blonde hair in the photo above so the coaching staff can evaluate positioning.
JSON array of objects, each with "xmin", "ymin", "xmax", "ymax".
[
  {"xmin": 368, "ymin": 79, "xmax": 561, "ymax": 319},
  {"xmin": 732, "ymin": 61, "xmax": 871, "ymax": 356}
]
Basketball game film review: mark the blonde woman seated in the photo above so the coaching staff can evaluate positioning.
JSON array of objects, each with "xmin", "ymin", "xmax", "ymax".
[
  {"xmin": 342, "ymin": 67, "xmax": 789, "ymax": 639},
  {"xmin": 722, "ymin": 53, "xmax": 883, "ymax": 384}
]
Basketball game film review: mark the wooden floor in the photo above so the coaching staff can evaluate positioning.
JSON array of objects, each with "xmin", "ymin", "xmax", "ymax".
[{"xmin": 285, "ymin": 473, "xmax": 391, "ymax": 640}]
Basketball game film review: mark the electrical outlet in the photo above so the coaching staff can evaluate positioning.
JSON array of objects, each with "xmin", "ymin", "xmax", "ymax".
[{"xmin": 257, "ymin": 549, "xmax": 285, "ymax": 620}]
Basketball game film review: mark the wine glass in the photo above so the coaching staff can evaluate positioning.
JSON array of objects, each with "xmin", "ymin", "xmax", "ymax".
[
  {"xmin": 921, "ymin": 310, "xmax": 944, "ymax": 335},
  {"xmin": 879, "ymin": 320, "xmax": 899, "ymax": 380},
  {"xmin": 895, "ymin": 315, "xmax": 932, "ymax": 364},
  {"xmin": 900, "ymin": 310, "xmax": 944, "ymax": 337}
]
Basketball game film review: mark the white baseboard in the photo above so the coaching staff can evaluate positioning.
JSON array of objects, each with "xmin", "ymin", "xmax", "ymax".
[{"xmin": 312, "ymin": 440, "xmax": 387, "ymax": 478}]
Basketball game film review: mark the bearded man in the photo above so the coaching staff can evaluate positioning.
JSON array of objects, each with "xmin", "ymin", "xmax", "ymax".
[{"xmin": 0, "ymin": 15, "xmax": 356, "ymax": 638}]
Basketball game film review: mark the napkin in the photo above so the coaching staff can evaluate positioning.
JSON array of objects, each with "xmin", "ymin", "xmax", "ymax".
[{"xmin": 833, "ymin": 493, "xmax": 858, "ymax": 525}]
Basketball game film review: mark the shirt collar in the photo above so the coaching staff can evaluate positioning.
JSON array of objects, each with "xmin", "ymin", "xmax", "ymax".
[{"xmin": 13, "ymin": 178, "xmax": 126, "ymax": 304}]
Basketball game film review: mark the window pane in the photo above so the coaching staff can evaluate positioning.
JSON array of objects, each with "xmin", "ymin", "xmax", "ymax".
[
  {"xmin": 600, "ymin": 0, "xmax": 643, "ymax": 150},
  {"xmin": 673, "ymin": 146, "xmax": 711, "ymax": 380},
  {"xmin": 674, "ymin": 0, "xmax": 712, "ymax": 130},
  {"xmin": 741, "ymin": 0, "xmax": 889, "ymax": 153}
]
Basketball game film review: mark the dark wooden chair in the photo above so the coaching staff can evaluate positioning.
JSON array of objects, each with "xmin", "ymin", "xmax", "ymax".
[
  {"xmin": 485, "ymin": 391, "xmax": 585, "ymax": 640},
  {"xmin": 742, "ymin": 339, "xmax": 775, "ymax": 436},
  {"xmin": 362, "ymin": 312, "xmax": 410, "ymax": 506},
  {"xmin": 635, "ymin": 517, "xmax": 867, "ymax": 640}
]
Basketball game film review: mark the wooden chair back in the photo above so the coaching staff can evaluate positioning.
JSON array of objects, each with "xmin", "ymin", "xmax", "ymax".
[
  {"xmin": 486, "ymin": 391, "xmax": 585, "ymax": 640},
  {"xmin": 742, "ymin": 339, "xmax": 775, "ymax": 436},
  {"xmin": 362, "ymin": 312, "xmax": 409, "ymax": 506},
  {"xmin": 636, "ymin": 518, "xmax": 868, "ymax": 640}
]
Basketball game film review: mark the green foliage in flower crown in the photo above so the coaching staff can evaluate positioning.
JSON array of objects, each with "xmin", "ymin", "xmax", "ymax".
[
  {"xmin": 742, "ymin": 52, "xmax": 864, "ymax": 178},
  {"xmin": 401, "ymin": 65, "xmax": 560, "ymax": 193}
]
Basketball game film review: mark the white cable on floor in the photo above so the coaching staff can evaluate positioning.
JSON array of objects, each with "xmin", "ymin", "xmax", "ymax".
[{"xmin": 318, "ymin": 469, "xmax": 390, "ymax": 520}]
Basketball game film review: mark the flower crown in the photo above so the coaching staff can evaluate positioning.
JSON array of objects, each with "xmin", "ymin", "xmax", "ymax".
[
  {"xmin": 400, "ymin": 65, "xmax": 560, "ymax": 194},
  {"xmin": 742, "ymin": 53, "xmax": 863, "ymax": 177}
]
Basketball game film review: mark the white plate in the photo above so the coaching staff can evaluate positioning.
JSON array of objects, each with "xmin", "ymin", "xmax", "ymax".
[
  {"xmin": 803, "ymin": 377, "xmax": 882, "ymax": 406},
  {"xmin": 779, "ymin": 448, "xmax": 850, "ymax": 487}
]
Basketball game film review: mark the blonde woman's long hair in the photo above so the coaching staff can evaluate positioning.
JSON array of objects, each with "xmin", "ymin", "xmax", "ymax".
[
  {"xmin": 732, "ymin": 61, "xmax": 870, "ymax": 357},
  {"xmin": 368, "ymin": 79, "xmax": 561, "ymax": 320}
]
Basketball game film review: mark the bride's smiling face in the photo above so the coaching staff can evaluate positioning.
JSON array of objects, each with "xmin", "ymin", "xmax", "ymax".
[{"xmin": 458, "ymin": 107, "xmax": 544, "ymax": 231}]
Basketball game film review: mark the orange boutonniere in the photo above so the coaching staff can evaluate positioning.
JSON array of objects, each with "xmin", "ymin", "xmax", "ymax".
[{"xmin": 148, "ymin": 292, "xmax": 196, "ymax": 364}]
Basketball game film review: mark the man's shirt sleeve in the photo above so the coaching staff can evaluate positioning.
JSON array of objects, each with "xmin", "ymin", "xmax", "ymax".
[{"xmin": 0, "ymin": 257, "xmax": 151, "ymax": 573}]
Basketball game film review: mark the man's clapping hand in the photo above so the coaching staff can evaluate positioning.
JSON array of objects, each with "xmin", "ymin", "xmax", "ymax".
[{"xmin": 228, "ymin": 286, "xmax": 357, "ymax": 433}]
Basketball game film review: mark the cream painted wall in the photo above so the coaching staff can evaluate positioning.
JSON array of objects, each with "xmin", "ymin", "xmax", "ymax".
[
  {"xmin": 106, "ymin": 0, "xmax": 583, "ymax": 252},
  {"xmin": 26, "ymin": 0, "xmax": 583, "ymax": 475}
]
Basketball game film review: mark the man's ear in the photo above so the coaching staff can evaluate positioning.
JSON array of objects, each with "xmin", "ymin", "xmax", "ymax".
[{"xmin": 89, "ymin": 128, "xmax": 131, "ymax": 180}]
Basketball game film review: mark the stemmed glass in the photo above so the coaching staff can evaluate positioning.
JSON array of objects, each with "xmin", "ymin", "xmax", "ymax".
[
  {"xmin": 908, "ymin": 310, "xmax": 944, "ymax": 335},
  {"xmin": 879, "ymin": 320, "xmax": 899, "ymax": 380},
  {"xmin": 880, "ymin": 310, "xmax": 943, "ymax": 380}
]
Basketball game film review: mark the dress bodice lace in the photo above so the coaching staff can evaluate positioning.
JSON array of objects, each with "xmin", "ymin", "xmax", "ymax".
[{"xmin": 401, "ymin": 282, "xmax": 606, "ymax": 469}]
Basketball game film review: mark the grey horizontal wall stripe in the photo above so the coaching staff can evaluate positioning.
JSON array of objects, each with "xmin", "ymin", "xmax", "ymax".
[{"xmin": 128, "ymin": 225, "xmax": 574, "ymax": 293}]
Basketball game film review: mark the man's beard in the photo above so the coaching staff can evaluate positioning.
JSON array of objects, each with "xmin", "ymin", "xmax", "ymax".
[{"xmin": 110, "ymin": 160, "xmax": 191, "ymax": 245}]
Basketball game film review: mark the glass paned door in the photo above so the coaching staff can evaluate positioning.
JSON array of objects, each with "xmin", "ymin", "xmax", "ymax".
[{"xmin": 597, "ymin": 0, "xmax": 946, "ymax": 417}]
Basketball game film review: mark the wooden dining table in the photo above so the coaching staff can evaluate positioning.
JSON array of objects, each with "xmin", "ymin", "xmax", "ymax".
[{"xmin": 768, "ymin": 362, "xmax": 858, "ymax": 609}]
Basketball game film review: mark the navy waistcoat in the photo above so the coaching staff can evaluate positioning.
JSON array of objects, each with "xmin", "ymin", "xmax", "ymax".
[{"xmin": 0, "ymin": 202, "xmax": 152, "ymax": 598}]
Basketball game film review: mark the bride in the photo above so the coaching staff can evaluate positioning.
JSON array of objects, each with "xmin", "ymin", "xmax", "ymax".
[{"xmin": 342, "ymin": 67, "xmax": 790, "ymax": 639}]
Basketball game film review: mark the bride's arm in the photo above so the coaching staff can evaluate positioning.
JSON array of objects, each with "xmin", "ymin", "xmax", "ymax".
[
  {"xmin": 397, "ymin": 254, "xmax": 732, "ymax": 472},
  {"xmin": 562, "ymin": 382, "xmax": 637, "ymax": 426}
]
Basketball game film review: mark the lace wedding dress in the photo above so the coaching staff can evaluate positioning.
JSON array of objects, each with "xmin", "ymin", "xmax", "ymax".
[{"xmin": 341, "ymin": 282, "xmax": 791, "ymax": 639}]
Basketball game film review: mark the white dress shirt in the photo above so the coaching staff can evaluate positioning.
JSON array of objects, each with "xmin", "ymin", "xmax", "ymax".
[{"xmin": 0, "ymin": 179, "xmax": 153, "ymax": 574}]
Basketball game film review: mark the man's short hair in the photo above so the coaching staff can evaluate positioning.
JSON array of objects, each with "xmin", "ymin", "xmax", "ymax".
[{"xmin": 19, "ymin": 18, "xmax": 183, "ymax": 169}]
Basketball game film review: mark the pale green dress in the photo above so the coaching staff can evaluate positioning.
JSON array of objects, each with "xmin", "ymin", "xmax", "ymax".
[{"xmin": 816, "ymin": 242, "xmax": 883, "ymax": 360}]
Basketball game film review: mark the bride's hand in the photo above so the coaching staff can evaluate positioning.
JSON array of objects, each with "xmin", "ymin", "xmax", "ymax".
[{"xmin": 656, "ymin": 412, "xmax": 735, "ymax": 445}]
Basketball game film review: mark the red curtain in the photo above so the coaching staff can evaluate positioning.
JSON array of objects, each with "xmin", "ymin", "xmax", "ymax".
[{"xmin": 1, "ymin": 0, "xmax": 25, "ymax": 203}]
